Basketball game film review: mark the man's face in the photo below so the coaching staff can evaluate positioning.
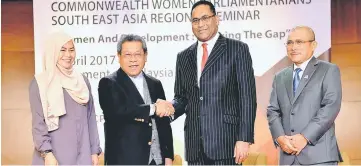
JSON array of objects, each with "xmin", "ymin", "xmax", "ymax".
[
  {"xmin": 286, "ymin": 28, "xmax": 317, "ymax": 65},
  {"xmin": 118, "ymin": 41, "xmax": 147, "ymax": 77},
  {"xmin": 191, "ymin": 5, "xmax": 219, "ymax": 42}
]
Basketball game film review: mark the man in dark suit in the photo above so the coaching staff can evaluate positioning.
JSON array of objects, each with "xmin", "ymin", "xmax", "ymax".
[
  {"xmin": 98, "ymin": 34, "xmax": 174, "ymax": 165},
  {"xmin": 156, "ymin": 1, "xmax": 257, "ymax": 165}
]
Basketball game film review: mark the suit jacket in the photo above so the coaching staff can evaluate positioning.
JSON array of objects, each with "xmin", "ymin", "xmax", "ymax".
[
  {"xmin": 267, "ymin": 57, "xmax": 343, "ymax": 165},
  {"xmin": 98, "ymin": 68, "xmax": 174, "ymax": 165},
  {"xmin": 172, "ymin": 33, "xmax": 257, "ymax": 161}
]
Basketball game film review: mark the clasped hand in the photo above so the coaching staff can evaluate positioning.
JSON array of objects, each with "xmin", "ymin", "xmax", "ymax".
[
  {"xmin": 155, "ymin": 99, "xmax": 175, "ymax": 117},
  {"xmin": 277, "ymin": 134, "xmax": 308, "ymax": 155}
]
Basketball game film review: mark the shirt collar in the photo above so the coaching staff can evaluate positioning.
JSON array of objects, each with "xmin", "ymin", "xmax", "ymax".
[
  {"xmin": 197, "ymin": 32, "xmax": 220, "ymax": 49},
  {"xmin": 128, "ymin": 72, "xmax": 144, "ymax": 81},
  {"xmin": 293, "ymin": 56, "xmax": 313, "ymax": 71}
]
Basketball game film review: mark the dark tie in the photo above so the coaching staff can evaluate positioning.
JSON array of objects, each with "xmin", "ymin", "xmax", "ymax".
[{"xmin": 293, "ymin": 68, "xmax": 302, "ymax": 95}]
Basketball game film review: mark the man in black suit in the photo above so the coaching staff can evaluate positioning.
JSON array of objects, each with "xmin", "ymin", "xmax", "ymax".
[
  {"xmin": 156, "ymin": 1, "xmax": 257, "ymax": 165},
  {"xmin": 98, "ymin": 34, "xmax": 174, "ymax": 165}
]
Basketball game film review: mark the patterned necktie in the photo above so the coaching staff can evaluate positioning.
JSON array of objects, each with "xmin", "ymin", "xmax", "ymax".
[
  {"xmin": 293, "ymin": 68, "xmax": 302, "ymax": 95},
  {"xmin": 201, "ymin": 43, "xmax": 208, "ymax": 71}
]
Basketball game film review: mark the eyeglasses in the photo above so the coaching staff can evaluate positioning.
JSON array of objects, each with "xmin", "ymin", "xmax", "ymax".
[
  {"xmin": 285, "ymin": 40, "xmax": 314, "ymax": 47},
  {"xmin": 191, "ymin": 15, "xmax": 215, "ymax": 25},
  {"xmin": 122, "ymin": 53, "xmax": 144, "ymax": 59}
]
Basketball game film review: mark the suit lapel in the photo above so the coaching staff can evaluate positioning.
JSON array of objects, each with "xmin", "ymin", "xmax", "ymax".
[
  {"xmin": 284, "ymin": 67, "xmax": 294, "ymax": 104},
  {"xmin": 116, "ymin": 68, "xmax": 145, "ymax": 104},
  {"xmin": 143, "ymin": 73, "xmax": 157, "ymax": 103},
  {"xmin": 292, "ymin": 57, "xmax": 319, "ymax": 104},
  {"xmin": 186, "ymin": 42, "xmax": 198, "ymax": 87},
  {"xmin": 200, "ymin": 34, "xmax": 226, "ymax": 78}
]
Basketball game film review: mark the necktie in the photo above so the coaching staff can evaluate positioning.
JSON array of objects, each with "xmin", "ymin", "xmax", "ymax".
[
  {"xmin": 201, "ymin": 43, "xmax": 208, "ymax": 72},
  {"xmin": 293, "ymin": 68, "xmax": 302, "ymax": 95}
]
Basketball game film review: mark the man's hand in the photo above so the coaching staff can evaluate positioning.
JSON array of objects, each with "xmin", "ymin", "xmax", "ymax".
[
  {"xmin": 276, "ymin": 136, "xmax": 298, "ymax": 155},
  {"xmin": 286, "ymin": 134, "xmax": 308, "ymax": 155},
  {"xmin": 91, "ymin": 154, "xmax": 99, "ymax": 166},
  {"xmin": 44, "ymin": 152, "xmax": 58, "ymax": 165},
  {"xmin": 155, "ymin": 99, "xmax": 174, "ymax": 117},
  {"xmin": 165, "ymin": 158, "xmax": 173, "ymax": 165},
  {"xmin": 234, "ymin": 141, "xmax": 250, "ymax": 164}
]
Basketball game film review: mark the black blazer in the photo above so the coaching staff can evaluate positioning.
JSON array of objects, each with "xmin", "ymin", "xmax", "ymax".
[
  {"xmin": 98, "ymin": 68, "xmax": 174, "ymax": 165},
  {"xmin": 172, "ymin": 33, "xmax": 257, "ymax": 161}
]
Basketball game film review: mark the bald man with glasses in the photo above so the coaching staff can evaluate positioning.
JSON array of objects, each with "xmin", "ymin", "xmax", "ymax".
[{"xmin": 267, "ymin": 26, "xmax": 343, "ymax": 165}]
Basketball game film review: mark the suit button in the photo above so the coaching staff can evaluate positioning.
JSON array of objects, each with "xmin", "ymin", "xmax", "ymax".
[
  {"xmin": 200, "ymin": 97, "xmax": 203, "ymax": 100},
  {"xmin": 291, "ymin": 129, "xmax": 295, "ymax": 132},
  {"xmin": 149, "ymin": 123, "xmax": 152, "ymax": 127},
  {"xmin": 148, "ymin": 141, "xmax": 152, "ymax": 145},
  {"xmin": 198, "ymin": 116, "xmax": 200, "ymax": 118},
  {"xmin": 291, "ymin": 112, "xmax": 294, "ymax": 115}
]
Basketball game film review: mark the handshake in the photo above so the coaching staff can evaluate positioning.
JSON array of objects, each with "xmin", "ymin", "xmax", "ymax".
[{"xmin": 154, "ymin": 99, "xmax": 175, "ymax": 118}]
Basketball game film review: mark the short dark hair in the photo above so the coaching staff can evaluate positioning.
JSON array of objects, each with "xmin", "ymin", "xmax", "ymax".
[
  {"xmin": 191, "ymin": 0, "xmax": 216, "ymax": 16},
  {"xmin": 117, "ymin": 34, "xmax": 147, "ymax": 54}
]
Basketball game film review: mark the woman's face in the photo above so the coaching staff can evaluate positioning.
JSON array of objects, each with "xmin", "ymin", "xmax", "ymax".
[{"xmin": 58, "ymin": 40, "xmax": 75, "ymax": 69}]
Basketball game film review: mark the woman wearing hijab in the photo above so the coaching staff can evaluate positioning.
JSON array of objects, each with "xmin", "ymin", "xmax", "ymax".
[{"xmin": 29, "ymin": 31, "xmax": 102, "ymax": 165}]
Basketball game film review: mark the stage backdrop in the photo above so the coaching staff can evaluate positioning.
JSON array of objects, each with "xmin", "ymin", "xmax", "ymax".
[{"xmin": 32, "ymin": 0, "xmax": 331, "ymax": 164}]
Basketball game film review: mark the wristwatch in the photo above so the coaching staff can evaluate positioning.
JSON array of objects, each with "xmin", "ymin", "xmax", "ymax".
[{"xmin": 40, "ymin": 150, "xmax": 52, "ymax": 158}]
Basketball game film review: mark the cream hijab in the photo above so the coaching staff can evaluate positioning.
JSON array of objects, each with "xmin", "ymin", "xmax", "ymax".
[{"xmin": 35, "ymin": 31, "xmax": 89, "ymax": 131}]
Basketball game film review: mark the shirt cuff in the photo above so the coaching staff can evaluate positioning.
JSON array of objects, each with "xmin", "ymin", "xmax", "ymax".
[
  {"xmin": 275, "ymin": 138, "xmax": 280, "ymax": 146},
  {"xmin": 170, "ymin": 115, "xmax": 174, "ymax": 121},
  {"xmin": 150, "ymin": 104, "xmax": 155, "ymax": 116}
]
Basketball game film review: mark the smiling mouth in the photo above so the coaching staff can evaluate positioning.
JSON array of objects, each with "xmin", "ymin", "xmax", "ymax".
[
  {"xmin": 129, "ymin": 65, "xmax": 139, "ymax": 69},
  {"xmin": 62, "ymin": 59, "xmax": 72, "ymax": 62},
  {"xmin": 199, "ymin": 29, "xmax": 207, "ymax": 33}
]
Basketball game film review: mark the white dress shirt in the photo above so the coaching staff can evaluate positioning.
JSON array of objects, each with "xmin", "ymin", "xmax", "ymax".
[
  {"xmin": 293, "ymin": 56, "xmax": 313, "ymax": 79},
  {"xmin": 128, "ymin": 73, "xmax": 155, "ymax": 116},
  {"xmin": 197, "ymin": 32, "xmax": 220, "ymax": 85}
]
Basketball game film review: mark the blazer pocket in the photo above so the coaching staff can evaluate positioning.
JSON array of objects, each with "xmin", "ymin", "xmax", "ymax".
[{"xmin": 223, "ymin": 115, "xmax": 239, "ymax": 125}]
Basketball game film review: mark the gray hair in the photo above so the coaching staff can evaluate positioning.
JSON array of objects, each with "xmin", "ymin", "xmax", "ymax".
[{"xmin": 117, "ymin": 34, "xmax": 148, "ymax": 54}]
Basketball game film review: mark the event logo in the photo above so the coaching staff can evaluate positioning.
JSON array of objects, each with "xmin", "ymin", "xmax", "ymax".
[{"xmin": 143, "ymin": 68, "xmax": 174, "ymax": 78}]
